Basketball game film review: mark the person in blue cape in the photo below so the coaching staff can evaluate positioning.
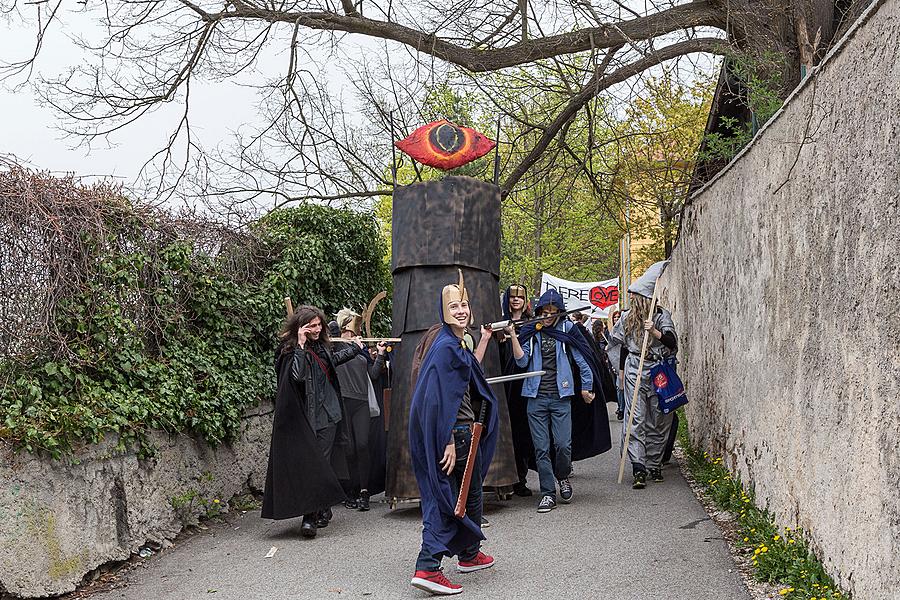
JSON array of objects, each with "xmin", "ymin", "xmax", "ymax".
[
  {"xmin": 506, "ymin": 288, "xmax": 612, "ymax": 513},
  {"xmin": 409, "ymin": 276, "xmax": 500, "ymax": 596}
]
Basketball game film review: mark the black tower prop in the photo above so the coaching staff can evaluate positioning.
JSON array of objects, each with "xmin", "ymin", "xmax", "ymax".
[{"xmin": 387, "ymin": 176, "xmax": 519, "ymax": 501}]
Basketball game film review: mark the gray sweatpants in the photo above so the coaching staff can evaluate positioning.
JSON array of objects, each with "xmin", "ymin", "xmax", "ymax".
[{"xmin": 621, "ymin": 365, "xmax": 673, "ymax": 472}]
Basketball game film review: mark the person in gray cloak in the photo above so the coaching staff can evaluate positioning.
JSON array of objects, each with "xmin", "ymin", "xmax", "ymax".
[{"xmin": 606, "ymin": 261, "xmax": 678, "ymax": 489}]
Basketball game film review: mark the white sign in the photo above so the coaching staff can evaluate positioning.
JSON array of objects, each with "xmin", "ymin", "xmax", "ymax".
[{"xmin": 540, "ymin": 273, "xmax": 620, "ymax": 319}]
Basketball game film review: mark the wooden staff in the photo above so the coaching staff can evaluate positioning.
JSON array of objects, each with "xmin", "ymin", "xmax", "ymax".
[
  {"xmin": 284, "ymin": 297, "xmax": 294, "ymax": 318},
  {"xmin": 617, "ymin": 282, "xmax": 661, "ymax": 484}
]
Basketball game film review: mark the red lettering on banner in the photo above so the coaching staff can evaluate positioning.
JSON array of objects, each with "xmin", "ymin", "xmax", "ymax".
[{"xmin": 589, "ymin": 285, "xmax": 619, "ymax": 310}]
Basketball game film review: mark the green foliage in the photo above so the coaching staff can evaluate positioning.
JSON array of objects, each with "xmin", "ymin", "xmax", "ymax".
[
  {"xmin": 0, "ymin": 203, "xmax": 390, "ymax": 458},
  {"xmin": 679, "ymin": 417, "xmax": 848, "ymax": 599},
  {"xmin": 701, "ymin": 52, "xmax": 785, "ymax": 162}
]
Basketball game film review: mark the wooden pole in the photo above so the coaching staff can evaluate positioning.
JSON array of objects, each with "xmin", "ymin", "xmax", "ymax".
[
  {"xmin": 284, "ymin": 297, "xmax": 294, "ymax": 318},
  {"xmin": 617, "ymin": 282, "xmax": 662, "ymax": 484}
]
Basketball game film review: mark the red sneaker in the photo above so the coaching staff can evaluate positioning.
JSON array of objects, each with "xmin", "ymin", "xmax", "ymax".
[
  {"xmin": 457, "ymin": 551, "xmax": 495, "ymax": 573},
  {"xmin": 410, "ymin": 569, "xmax": 463, "ymax": 595}
]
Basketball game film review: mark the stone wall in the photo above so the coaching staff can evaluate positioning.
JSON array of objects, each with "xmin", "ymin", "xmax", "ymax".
[
  {"xmin": 659, "ymin": 1, "xmax": 900, "ymax": 598},
  {"xmin": 0, "ymin": 402, "xmax": 273, "ymax": 598}
]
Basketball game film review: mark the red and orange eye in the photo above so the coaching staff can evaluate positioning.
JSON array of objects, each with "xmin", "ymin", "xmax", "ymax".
[{"xmin": 394, "ymin": 120, "xmax": 496, "ymax": 170}]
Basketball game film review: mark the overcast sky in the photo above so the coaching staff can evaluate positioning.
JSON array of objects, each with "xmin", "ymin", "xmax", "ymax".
[
  {"xmin": 0, "ymin": 6, "xmax": 359, "ymax": 197},
  {"xmin": 1, "ymin": 4, "xmax": 719, "ymax": 208}
]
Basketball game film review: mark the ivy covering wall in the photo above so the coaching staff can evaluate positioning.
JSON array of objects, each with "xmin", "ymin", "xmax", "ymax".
[{"xmin": 0, "ymin": 168, "xmax": 390, "ymax": 458}]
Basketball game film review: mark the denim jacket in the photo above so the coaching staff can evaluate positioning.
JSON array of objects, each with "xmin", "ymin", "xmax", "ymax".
[{"xmin": 515, "ymin": 320, "xmax": 593, "ymax": 399}]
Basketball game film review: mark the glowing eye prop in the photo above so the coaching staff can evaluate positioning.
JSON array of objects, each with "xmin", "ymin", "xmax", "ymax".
[{"xmin": 394, "ymin": 120, "xmax": 496, "ymax": 170}]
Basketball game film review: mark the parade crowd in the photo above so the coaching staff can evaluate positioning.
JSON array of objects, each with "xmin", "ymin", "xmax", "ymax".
[{"xmin": 262, "ymin": 265, "xmax": 679, "ymax": 596}]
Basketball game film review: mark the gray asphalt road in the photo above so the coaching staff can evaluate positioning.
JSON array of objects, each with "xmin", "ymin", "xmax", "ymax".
[{"xmin": 93, "ymin": 406, "xmax": 750, "ymax": 600}]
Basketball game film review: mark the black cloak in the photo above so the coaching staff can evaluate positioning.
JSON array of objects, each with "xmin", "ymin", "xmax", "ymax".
[{"xmin": 261, "ymin": 348, "xmax": 347, "ymax": 520}]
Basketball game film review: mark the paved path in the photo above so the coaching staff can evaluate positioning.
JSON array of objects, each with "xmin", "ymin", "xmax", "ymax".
[{"xmin": 93, "ymin": 406, "xmax": 750, "ymax": 600}]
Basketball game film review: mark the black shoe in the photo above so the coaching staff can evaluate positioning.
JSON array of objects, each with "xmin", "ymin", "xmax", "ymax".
[
  {"xmin": 480, "ymin": 516, "xmax": 490, "ymax": 528},
  {"xmin": 649, "ymin": 468, "xmax": 663, "ymax": 482},
  {"xmin": 632, "ymin": 471, "xmax": 647, "ymax": 489},
  {"xmin": 316, "ymin": 508, "xmax": 332, "ymax": 528},
  {"xmin": 358, "ymin": 491, "xmax": 370, "ymax": 512},
  {"xmin": 616, "ymin": 410, "xmax": 624, "ymax": 421},
  {"xmin": 558, "ymin": 478, "xmax": 573, "ymax": 503},
  {"xmin": 344, "ymin": 498, "xmax": 359, "ymax": 510},
  {"xmin": 537, "ymin": 495, "xmax": 557, "ymax": 513},
  {"xmin": 300, "ymin": 518, "xmax": 317, "ymax": 538},
  {"xmin": 512, "ymin": 482, "xmax": 533, "ymax": 497}
]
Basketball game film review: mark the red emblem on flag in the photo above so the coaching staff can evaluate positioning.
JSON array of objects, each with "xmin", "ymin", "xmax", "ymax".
[{"xmin": 395, "ymin": 120, "xmax": 496, "ymax": 170}]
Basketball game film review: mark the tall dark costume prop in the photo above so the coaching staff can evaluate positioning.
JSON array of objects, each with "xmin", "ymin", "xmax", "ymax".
[{"xmin": 387, "ymin": 175, "xmax": 519, "ymax": 501}]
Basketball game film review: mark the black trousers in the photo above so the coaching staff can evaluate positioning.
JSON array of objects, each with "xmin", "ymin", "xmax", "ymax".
[
  {"xmin": 345, "ymin": 396, "xmax": 372, "ymax": 493},
  {"xmin": 304, "ymin": 424, "xmax": 337, "ymax": 521}
]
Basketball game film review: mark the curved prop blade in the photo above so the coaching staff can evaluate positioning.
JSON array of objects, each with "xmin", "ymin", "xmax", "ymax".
[{"xmin": 362, "ymin": 291, "xmax": 387, "ymax": 339}]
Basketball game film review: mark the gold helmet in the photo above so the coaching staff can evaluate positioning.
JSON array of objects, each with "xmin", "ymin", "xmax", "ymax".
[
  {"xmin": 507, "ymin": 284, "xmax": 527, "ymax": 299},
  {"xmin": 441, "ymin": 269, "xmax": 471, "ymax": 327}
]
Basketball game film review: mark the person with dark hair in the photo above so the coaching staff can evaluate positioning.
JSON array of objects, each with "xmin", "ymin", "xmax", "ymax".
[
  {"xmin": 261, "ymin": 305, "xmax": 360, "ymax": 538},
  {"xmin": 332, "ymin": 307, "xmax": 388, "ymax": 512},
  {"xmin": 497, "ymin": 284, "xmax": 535, "ymax": 497},
  {"xmin": 409, "ymin": 279, "xmax": 499, "ymax": 596}
]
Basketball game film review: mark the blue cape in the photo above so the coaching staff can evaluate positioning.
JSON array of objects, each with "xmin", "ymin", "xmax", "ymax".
[{"xmin": 408, "ymin": 321, "xmax": 499, "ymax": 558}]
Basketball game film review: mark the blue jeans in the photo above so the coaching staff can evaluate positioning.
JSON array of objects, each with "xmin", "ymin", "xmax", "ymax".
[
  {"xmin": 526, "ymin": 395, "xmax": 572, "ymax": 498},
  {"xmin": 617, "ymin": 386, "xmax": 626, "ymax": 414},
  {"xmin": 415, "ymin": 426, "xmax": 482, "ymax": 571}
]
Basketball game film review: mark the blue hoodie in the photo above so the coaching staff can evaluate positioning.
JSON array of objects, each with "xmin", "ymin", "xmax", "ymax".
[{"xmin": 515, "ymin": 289, "xmax": 593, "ymax": 398}]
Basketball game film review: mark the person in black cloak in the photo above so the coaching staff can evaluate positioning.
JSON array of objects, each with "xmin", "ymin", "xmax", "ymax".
[
  {"xmin": 332, "ymin": 307, "xmax": 388, "ymax": 512},
  {"xmin": 571, "ymin": 311, "xmax": 618, "ymax": 408},
  {"xmin": 496, "ymin": 284, "xmax": 535, "ymax": 497},
  {"xmin": 506, "ymin": 289, "xmax": 612, "ymax": 513},
  {"xmin": 366, "ymin": 343, "xmax": 391, "ymax": 496},
  {"xmin": 409, "ymin": 278, "xmax": 500, "ymax": 596},
  {"xmin": 261, "ymin": 305, "xmax": 360, "ymax": 538}
]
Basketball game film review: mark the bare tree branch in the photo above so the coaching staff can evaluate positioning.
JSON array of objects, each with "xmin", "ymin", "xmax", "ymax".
[{"xmin": 502, "ymin": 37, "xmax": 726, "ymax": 193}]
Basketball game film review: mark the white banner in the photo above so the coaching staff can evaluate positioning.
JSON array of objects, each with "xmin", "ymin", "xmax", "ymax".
[{"xmin": 540, "ymin": 273, "xmax": 620, "ymax": 320}]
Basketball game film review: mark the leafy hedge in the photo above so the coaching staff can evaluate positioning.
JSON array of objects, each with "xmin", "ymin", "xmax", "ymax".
[{"xmin": 0, "ymin": 200, "xmax": 391, "ymax": 458}]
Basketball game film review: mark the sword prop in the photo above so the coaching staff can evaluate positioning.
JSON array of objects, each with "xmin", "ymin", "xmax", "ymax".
[
  {"xmin": 484, "ymin": 305, "xmax": 593, "ymax": 331},
  {"xmin": 484, "ymin": 370, "xmax": 545, "ymax": 385},
  {"xmin": 454, "ymin": 370, "xmax": 545, "ymax": 519}
]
